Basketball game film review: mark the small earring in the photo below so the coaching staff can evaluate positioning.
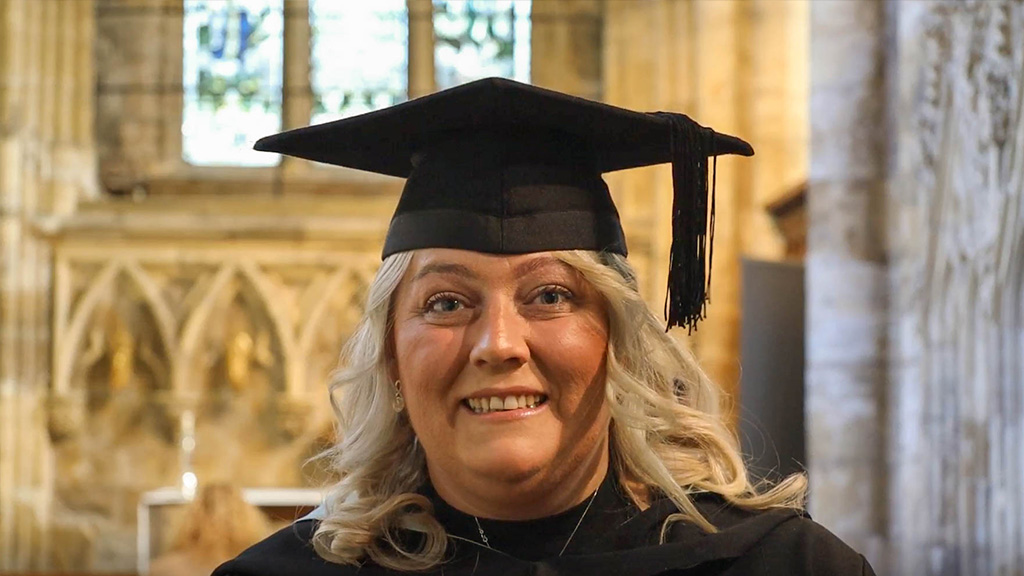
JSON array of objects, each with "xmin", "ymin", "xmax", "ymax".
[{"xmin": 392, "ymin": 380, "xmax": 405, "ymax": 412}]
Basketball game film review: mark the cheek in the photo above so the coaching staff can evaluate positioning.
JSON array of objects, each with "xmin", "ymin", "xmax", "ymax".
[
  {"xmin": 549, "ymin": 319, "xmax": 608, "ymax": 387},
  {"xmin": 395, "ymin": 323, "xmax": 460, "ymax": 378},
  {"xmin": 537, "ymin": 316, "xmax": 609, "ymax": 418},
  {"xmin": 393, "ymin": 325, "xmax": 465, "ymax": 424}
]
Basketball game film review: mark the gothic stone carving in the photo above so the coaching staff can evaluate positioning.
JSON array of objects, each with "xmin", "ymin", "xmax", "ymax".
[
  {"xmin": 898, "ymin": 2, "xmax": 1024, "ymax": 574},
  {"xmin": 47, "ymin": 245, "xmax": 377, "ymax": 571}
]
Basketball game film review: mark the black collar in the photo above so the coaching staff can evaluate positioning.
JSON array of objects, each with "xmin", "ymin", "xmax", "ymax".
[{"xmin": 420, "ymin": 472, "xmax": 642, "ymax": 561}]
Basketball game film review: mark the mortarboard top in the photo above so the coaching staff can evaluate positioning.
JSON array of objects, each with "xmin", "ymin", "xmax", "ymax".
[{"xmin": 254, "ymin": 78, "xmax": 754, "ymax": 331}]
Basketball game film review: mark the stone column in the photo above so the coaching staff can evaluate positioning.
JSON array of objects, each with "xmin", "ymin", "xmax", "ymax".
[
  {"xmin": 282, "ymin": 0, "xmax": 311, "ymax": 178},
  {"xmin": 0, "ymin": 0, "xmax": 97, "ymax": 570},
  {"xmin": 806, "ymin": 0, "xmax": 888, "ymax": 569},
  {"xmin": 742, "ymin": 0, "xmax": 808, "ymax": 260},
  {"xmin": 602, "ymin": 0, "xmax": 805, "ymax": 421},
  {"xmin": 687, "ymin": 0, "xmax": 745, "ymax": 418},
  {"xmin": 96, "ymin": 0, "xmax": 173, "ymax": 191},
  {"xmin": 530, "ymin": 0, "xmax": 602, "ymax": 100},
  {"xmin": 0, "ymin": 1, "xmax": 22, "ymax": 569},
  {"xmin": 407, "ymin": 0, "xmax": 434, "ymax": 98},
  {"xmin": 601, "ymin": 0, "xmax": 682, "ymax": 307}
]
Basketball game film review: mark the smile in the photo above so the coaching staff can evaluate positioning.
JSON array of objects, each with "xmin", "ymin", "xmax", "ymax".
[{"xmin": 463, "ymin": 394, "xmax": 548, "ymax": 414}]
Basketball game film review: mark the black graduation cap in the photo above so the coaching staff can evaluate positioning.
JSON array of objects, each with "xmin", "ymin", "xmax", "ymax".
[{"xmin": 254, "ymin": 78, "xmax": 753, "ymax": 331}]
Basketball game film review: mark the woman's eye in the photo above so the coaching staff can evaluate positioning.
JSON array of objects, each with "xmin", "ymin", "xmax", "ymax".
[
  {"xmin": 533, "ymin": 288, "xmax": 571, "ymax": 306},
  {"xmin": 425, "ymin": 296, "xmax": 463, "ymax": 314}
]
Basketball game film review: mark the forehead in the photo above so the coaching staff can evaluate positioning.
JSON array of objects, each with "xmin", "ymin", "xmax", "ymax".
[{"xmin": 404, "ymin": 249, "xmax": 580, "ymax": 282}]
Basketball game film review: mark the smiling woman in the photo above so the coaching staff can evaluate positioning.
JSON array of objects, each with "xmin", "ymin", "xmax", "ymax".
[
  {"xmin": 211, "ymin": 79, "xmax": 876, "ymax": 576},
  {"xmin": 392, "ymin": 250, "xmax": 611, "ymax": 521}
]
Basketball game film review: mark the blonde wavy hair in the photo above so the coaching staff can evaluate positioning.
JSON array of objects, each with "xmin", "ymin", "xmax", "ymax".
[{"xmin": 312, "ymin": 250, "xmax": 806, "ymax": 571}]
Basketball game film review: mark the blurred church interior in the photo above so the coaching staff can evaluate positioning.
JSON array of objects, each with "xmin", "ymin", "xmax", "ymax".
[{"xmin": 1, "ymin": 1, "xmax": 1022, "ymax": 574}]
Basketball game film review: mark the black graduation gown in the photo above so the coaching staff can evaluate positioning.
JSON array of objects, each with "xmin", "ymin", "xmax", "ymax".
[{"xmin": 213, "ymin": 475, "xmax": 876, "ymax": 576}]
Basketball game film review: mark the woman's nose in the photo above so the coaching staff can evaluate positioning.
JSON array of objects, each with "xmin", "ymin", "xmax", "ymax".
[{"xmin": 469, "ymin": 299, "xmax": 530, "ymax": 369}]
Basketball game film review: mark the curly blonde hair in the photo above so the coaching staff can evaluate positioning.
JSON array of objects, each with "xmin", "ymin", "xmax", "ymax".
[{"xmin": 312, "ymin": 250, "xmax": 806, "ymax": 571}]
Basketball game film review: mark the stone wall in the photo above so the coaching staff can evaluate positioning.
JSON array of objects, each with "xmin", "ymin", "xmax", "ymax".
[{"xmin": 808, "ymin": 1, "xmax": 1024, "ymax": 574}]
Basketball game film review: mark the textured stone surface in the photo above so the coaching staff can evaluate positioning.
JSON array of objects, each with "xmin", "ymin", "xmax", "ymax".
[
  {"xmin": 886, "ymin": 2, "xmax": 1024, "ymax": 573},
  {"xmin": 1, "ymin": 0, "xmax": 97, "ymax": 571},
  {"xmin": 806, "ymin": 0, "xmax": 888, "ymax": 571}
]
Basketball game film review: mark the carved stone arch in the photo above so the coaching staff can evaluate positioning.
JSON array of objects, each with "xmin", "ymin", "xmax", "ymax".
[
  {"xmin": 297, "ymin": 263, "xmax": 376, "ymax": 399},
  {"xmin": 297, "ymin": 267, "xmax": 349, "ymax": 355},
  {"xmin": 175, "ymin": 263, "xmax": 305, "ymax": 444},
  {"xmin": 98, "ymin": 267, "xmax": 174, "ymax": 393},
  {"xmin": 50, "ymin": 259, "xmax": 179, "ymax": 450},
  {"xmin": 54, "ymin": 261, "xmax": 120, "ymax": 395},
  {"xmin": 175, "ymin": 263, "xmax": 237, "ymax": 396},
  {"xmin": 236, "ymin": 262, "xmax": 299, "ymax": 394},
  {"xmin": 121, "ymin": 261, "xmax": 177, "ymax": 361}
]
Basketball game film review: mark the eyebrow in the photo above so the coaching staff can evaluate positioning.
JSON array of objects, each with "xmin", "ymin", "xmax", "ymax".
[
  {"xmin": 410, "ymin": 257, "xmax": 572, "ymax": 283},
  {"xmin": 411, "ymin": 262, "xmax": 479, "ymax": 282},
  {"xmin": 512, "ymin": 256, "xmax": 573, "ymax": 278}
]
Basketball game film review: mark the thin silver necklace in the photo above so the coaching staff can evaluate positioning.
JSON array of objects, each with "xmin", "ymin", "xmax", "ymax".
[{"xmin": 468, "ymin": 488, "xmax": 600, "ymax": 557}]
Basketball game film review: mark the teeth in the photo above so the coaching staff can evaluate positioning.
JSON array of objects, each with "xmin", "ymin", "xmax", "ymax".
[{"xmin": 466, "ymin": 394, "xmax": 546, "ymax": 414}]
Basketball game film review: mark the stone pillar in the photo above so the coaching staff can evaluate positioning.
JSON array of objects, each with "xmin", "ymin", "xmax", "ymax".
[
  {"xmin": 602, "ymin": 0, "xmax": 806, "ymax": 422},
  {"xmin": 806, "ymin": 0, "xmax": 888, "ymax": 569},
  {"xmin": 0, "ymin": 0, "xmax": 97, "ymax": 570},
  {"xmin": 407, "ymin": 0, "xmax": 434, "ymax": 98},
  {"xmin": 687, "ymin": 0, "xmax": 745, "ymax": 418},
  {"xmin": 282, "ymin": 0, "xmax": 311, "ymax": 178},
  {"xmin": 96, "ymin": 0, "xmax": 177, "ymax": 191},
  {"xmin": 743, "ymin": 0, "xmax": 808, "ymax": 260},
  {"xmin": 530, "ymin": 0, "xmax": 602, "ymax": 100},
  {"xmin": 890, "ymin": 2, "xmax": 1024, "ymax": 574},
  {"xmin": 602, "ymin": 0, "xmax": 685, "ymax": 308}
]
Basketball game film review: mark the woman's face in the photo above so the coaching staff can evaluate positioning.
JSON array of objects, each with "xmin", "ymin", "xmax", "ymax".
[{"xmin": 391, "ymin": 249, "xmax": 611, "ymax": 502}]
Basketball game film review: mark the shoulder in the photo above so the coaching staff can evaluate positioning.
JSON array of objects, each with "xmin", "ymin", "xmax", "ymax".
[
  {"xmin": 670, "ymin": 495, "xmax": 877, "ymax": 575},
  {"xmin": 211, "ymin": 520, "xmax": 362, "ymax": 576},
  {"xmin": 743, "ymin": 514, "xmax": 874, "ymax": 574}
]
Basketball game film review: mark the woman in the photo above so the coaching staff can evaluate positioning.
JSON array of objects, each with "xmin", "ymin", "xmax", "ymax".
[{"xmin": 213, "ymin": 78, "xmax": 875, "ymax": 575}]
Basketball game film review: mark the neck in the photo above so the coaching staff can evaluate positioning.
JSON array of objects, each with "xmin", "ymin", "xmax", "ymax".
[{"xmin": 429, "ymin": 443, "xmax": 610, "ymax": 521}]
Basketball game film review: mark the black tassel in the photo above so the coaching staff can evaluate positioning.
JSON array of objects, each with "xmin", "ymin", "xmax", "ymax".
[{"xmin": 652, "ymin": 112, "xmax": 718, "ymax": 333}]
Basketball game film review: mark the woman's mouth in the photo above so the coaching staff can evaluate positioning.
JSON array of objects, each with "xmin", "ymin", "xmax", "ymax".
[{"xmin": 463, "ymin": 394, "xmax": 548, "ymax": 414}]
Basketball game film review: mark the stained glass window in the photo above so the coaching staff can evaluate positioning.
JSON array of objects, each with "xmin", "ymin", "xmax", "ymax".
[
  {"xmin": 309, "ymin": 0, "xmax": 408, "ymax": 125},
  {"xmin": 182, "ymin": 0, "xmax": 284, "ymax": 166},
  {"xmin": 433, "ymin": 0, "xmax": 531, "ymax": 91}
]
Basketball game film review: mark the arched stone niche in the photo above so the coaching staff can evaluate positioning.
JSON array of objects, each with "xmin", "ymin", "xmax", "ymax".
[{"xmin": 45, "ymin": 227, "xmax": 379, "ymax": 570}]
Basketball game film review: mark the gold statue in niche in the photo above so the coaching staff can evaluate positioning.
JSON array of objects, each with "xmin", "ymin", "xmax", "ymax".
[
  {"xmin": 109, "ymin": 316, "xmax": 135, "ymax": 391},
  {"xmin": 224, "ymin": 329, "xmax": 273, "ymax": 392},
  {"xmin": 226, "ymin": 330, "xmax": 253, "ymax": 391}
]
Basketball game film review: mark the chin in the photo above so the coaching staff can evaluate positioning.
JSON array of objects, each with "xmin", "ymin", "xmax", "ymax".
[{"xmin": 463, "ymin": 440, "xmax": 554, "ymax": 482}]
